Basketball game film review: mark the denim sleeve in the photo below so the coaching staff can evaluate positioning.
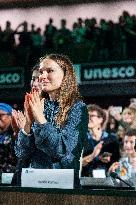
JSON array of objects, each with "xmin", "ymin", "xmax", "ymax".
[
  {"xmin": 33, "ymin": 101, "xmax": 88, "ymax": 167},
  {"xmin": 14, "ymin": 129, "xmax": 35, "ymax": 158}
]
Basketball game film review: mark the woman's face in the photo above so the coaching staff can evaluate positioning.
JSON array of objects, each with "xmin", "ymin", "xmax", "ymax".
[
  {"xmin": 109, "ymin": 118, "xmax": 116, "ymax": 130},
  {"xmin": 0, "ymin": 110, "xmax": 11, "ymax": 133},
  {"xmin": 88, "ymin": 110, "xmax": 103, "ymax": 130},
  {"xmin": 39, "ymin": 58, "xmax": 64, "ymax": 96},
  {"xmin": 122, "ymin": 109, "xmax": 134, "ymax": 124},
  {"xmin": 31, "ymin": 70, "xmax": 40, "ymax": 91},
  {"xmin": 117, "ymin": 126, "xmax": 125, "ymax": 139},
  {"xmin": 123, "ymin": 135, "xmax": 136, "ymax": 155}
]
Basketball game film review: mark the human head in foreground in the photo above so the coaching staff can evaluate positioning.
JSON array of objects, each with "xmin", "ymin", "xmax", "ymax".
[{"xmin": 39, "ymin": 53, "xmax": 81, "ymax": 126}]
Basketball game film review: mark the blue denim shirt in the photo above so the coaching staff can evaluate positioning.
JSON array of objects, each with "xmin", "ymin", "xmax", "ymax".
[{"xmin": 14, "ymin": 99, "xmax": 88, "ymax": 170}]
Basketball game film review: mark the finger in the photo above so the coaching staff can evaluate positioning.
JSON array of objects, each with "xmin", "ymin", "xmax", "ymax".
[
  {"xmin": 12, "ymin": 109, "xmax": 18, "ymax": 116},
  {"xmin": 18, "ymin": 111, "xmax": 25, "ymax": 122},
  {"xmin": 34, "ymin": 90, "xmax": 41, "ymax": 104},
  {"xmin": 41, "ymin": 98, "xmax": 45, "ymax": 111},
  {"xmin": 30, "ymin": 92, "xmax": 36, "ymax": 104}
]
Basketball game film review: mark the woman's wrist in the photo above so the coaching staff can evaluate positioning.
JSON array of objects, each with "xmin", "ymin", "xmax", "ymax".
[
  {"xmin": 36, "ymin": 116, "xmax": 47, "ymax": 124},
  {"xmin": 91, "ymin": 153, "xmax": 95, "ymax": 161},
  {"xmin": 24, "ymin": 124, "xmax": 31, "ymax": 134},
  {"xmin": 82, "ymin": 154, "xmax": 94, "ymax": 166}
]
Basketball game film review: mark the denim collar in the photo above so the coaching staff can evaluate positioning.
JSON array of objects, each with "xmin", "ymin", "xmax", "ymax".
[{"xmin": 43, "ymin": 99, "xmax": 59, "ymax": 126}]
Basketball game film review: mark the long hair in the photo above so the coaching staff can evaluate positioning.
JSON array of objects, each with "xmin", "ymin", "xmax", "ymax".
[
  {"xmin": 122, "ymin": 107, "xmax": 136, "ymax": 129},
  {"xmin": 40, "ymin": 54, "xmax": 81, "ymax": 126}
]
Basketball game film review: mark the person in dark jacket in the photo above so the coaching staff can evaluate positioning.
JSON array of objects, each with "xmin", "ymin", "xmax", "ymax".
[{"xmin": 82, "ymin": 104, "xmax": 120, "ymax": 177}]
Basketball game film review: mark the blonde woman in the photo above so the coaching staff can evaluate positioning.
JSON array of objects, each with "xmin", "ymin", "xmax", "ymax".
[{"xmin": 109, "ymin": 106, "xmax": 136, "ymax": 131}]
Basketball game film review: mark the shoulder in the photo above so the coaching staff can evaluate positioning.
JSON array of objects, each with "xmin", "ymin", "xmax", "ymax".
[
  {"xmin": 67, "ymin": 101, "xmax": 88, "ymax": 119},
  {"xmin": 70, "ymin": 100, "xmax": 87, "ymax": 113},
  {"xmin": 102, "ymin": 131, "xmax": 119, "ymax": 148},
  {"xmin": 60, "ymin": 100, "xmax": 87, "ymax": 125},
  {"xmin": 103, "ymin": 131, "xmax": 117, "ymax": 139},
  {"xmin": 108, "ymin": 132, "xmax": 118, "ymax": 141},
  {"xmin": 66, "ymin": 100, "xmax": 88, "ymax": 125}
]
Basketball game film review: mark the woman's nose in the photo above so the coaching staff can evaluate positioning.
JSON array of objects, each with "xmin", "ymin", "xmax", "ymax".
[
  {"xmin": 127, "ymin": 143, "xmax": 131, "ymax": 148},
  {"xmin": 39, "ymin": 71, "xmax": 48, "ymax": 81}
]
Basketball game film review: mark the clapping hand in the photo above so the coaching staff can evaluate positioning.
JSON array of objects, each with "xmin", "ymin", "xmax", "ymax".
[
  {"xmin": 99, "ymin": 152, "xmax": 112, "ymax": 163},
  {"xmin": 82, "ymin": 142, "xmax": 103, "ymax": 167},
  {"xmin": 26, "ymin": 91, "xmax": 46, "ymax": 124},
  {"xmin": 108, "ymin": 162, "xmax": 119, "ymax": 173},
  {"xmin": 12, "ymin": 109, "xmax": 27, "ymax": 136}
]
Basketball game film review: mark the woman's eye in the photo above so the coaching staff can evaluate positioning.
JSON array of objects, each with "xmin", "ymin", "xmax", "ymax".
[
  {"xmin": 48, "ymin": 70, "xmax": 53, "ymax": 73},
  {"xmin": 39, "ymin": 70, "xmax": 43, "ymax": 74}
]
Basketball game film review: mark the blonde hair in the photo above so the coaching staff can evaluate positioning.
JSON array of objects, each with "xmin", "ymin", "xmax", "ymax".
[
  {"xmin": 122, "ymin": 107, "xmax": 136, "ymax": 129},
  {"xmin": 40, "ymin": 54, "xmax": 81, "ymax": 126}
]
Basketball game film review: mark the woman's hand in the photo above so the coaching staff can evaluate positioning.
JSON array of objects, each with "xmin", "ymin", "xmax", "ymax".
[
  {"xmin": 11, "ymin": 110, "xmax": 20, "ymax": 136},
  {"xmin": 108, "ymin": 162, "xmax": 119, "ymax": 173},
  {"xmin": 29, "ymin": 91, "xmax": 46, "ymax": 124},
  {"xmin": 99, "ymin": 152, "xmax": 112, "ymax": 163},
  {"xmin": 82, "ymin": 154, "xmax": 93, "ymax": 167},
  {"xmin": 108, "ymin": 106, "xmax": 122, "ymax": 121},
  {"xmin": 12, "ymin": 110, "xmax": 26, "ymax": 129},
  {"xmin": 92, "ymin": 141, "xmax": 103, "ymax": 158},
  {"xmin": 82, "ymin": 142, "xmax": 103, "ymax": 167},
  {"xmin": 24, "ymin": 93, "xmax": 34, "ymax": 124},
  {"xmin": 12, "ymin": 109, "xmax": 31, "ymax": 135},
  {"xmin": 22, "ymin": 93, "xmax": 35, "ymax": 134}
]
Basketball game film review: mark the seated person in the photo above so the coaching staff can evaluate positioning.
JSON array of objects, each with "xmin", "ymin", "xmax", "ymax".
[
  {"xmin": 12, "ymin": 54, "xmax": 88, "ymax": 187},
  {"xmin": 82, "ymin": 104, "xmax": 120, "ymax": 177},
  {"xmin": 109, "ymin": 128, "xmax": 136, "ymax": 179},
  {"xmin": 0, "ymin": 103, "xmax": 16, "ymax": 173}
]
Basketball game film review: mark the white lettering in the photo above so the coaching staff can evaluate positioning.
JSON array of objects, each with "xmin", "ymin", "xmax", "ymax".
[
  {"xmin": 112, "ymin": 67, "xmax": 118, "ymax": 78},
  {"xmin": 84, "ymin": 69, "xmax": 93, "ymax": 79},
  {"xmin": 93, "ymin": 69, "xmax": 102, "ymax": 79},
  {"xmin": 83, "ymin": 66, "xmax": 135, "ymax": 80},
  {"xmin": 118, "ymin": 67, "xmax": 126, "ymax": 78},
  {"xmin": 6, "ymin": 74, "xmax": 12, "ymax": 83},
  {"xmin": 126, "ymin": 66, "xmax": 135, "ymax": 77},
  {"xmin": 0, "ymin": 73, "xmax": 20, "ymax": 84},
  {"xmin": 12, "ymin": 73, "xmax": 20, "ymax": 83},
  {"xmin": 0, "ymin": 74, "xmax": 5, "ymax": 83},
  {"xmin": 103, "ymin": 68, "xmax": 110, "ymax": 78}
]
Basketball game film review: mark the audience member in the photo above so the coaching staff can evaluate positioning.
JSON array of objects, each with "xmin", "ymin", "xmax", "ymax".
[
  {"xmin": 13, "ymin": 54, "xmax": 88, "ymax": 186},
  {"xmin": 82, "ymin": 104, "xmax": 120, "ymax": 177},
  {"xmin": 0, "ymin": 103, "xmax": 16, "ymax": 173},
  {"xmin": 108, "ymin": 129, "xmax": 136, "ymax": 179}
]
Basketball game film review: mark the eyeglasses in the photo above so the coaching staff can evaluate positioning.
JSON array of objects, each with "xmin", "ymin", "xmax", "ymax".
[{"xmin": 89, "ymin": 115, "xmax": 101, "ymax": 118}]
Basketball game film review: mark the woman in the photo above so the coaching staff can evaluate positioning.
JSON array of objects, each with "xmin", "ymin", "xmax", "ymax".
[
  {"xmin": 82, "ymin": 104, "xmax": 120, "ymax": 177},
  {"xmin": 11, "ymin": 63, "xmax": 41, "ymax": 137},
  {"xmin": 30, "ymin": 63, "xmax": 41, "ymax": 92},
  {"xmin": 109, "ymin": 106, "xmax": 136, "ymax": 130},
  {"xmin": 14, "ymin": 54, "xmax": 88, "ymax": 182},
  {"xmin": 0, "ymin": 103, "xmax": 17, "ymax": 174},
  {"xmin": 11, "ymin": 63, "xmax": 42, "ymax": 185}
]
